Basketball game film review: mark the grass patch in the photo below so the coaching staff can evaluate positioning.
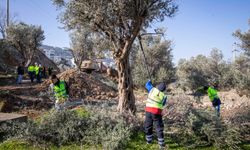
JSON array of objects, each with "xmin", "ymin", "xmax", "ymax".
[
  {"xmin": 242, "ymin": 143, "xmax": 250, "ymax": 150},
  {"xmin": 0, "ymin": 140, "xmax": 102, "ymax": 150},
  {"xmin": 125, "ymin": 131, "xmax": 184, "ymax": 150},
  {"xmin": 0, "ymin": 135, "xmax": 247, "ymax": 150},
  {"xmin": 0, "ymin": 140, "xmax": 39, "ymax": 150},
  {"xmin": 125, "ymin": 131, "xmax": 216, "ymax": 150},
  {"xmin": 48, "ymin": 144, "xmax": 102, "ymax": 150}
]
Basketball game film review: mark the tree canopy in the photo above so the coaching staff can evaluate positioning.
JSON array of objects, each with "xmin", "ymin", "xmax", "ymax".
[
  {"xmin": 6, "ymin": 22, "xmax": 45, "ymax": 66},
  {"xmin": 53, "ymin": 0, "xmax": 178, "ymax": 58},
  {"xmin": 70, "ymin": 28, "xmax": 94, "ymax": 68},
  {"xmin": 53, "ymin": 0, "xmax": 178, "ymax": 113},
  {"xmin": 132, "ymin": 34, "xmax": 175, "ymax": 86},
  {"xmin": 234, "ymin": 19, "xmax": 250, "ymax": 56}
]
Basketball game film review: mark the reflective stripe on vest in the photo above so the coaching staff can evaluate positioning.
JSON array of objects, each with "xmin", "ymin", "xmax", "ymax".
[
  {"xmin": 53, "ymin": 81, "xmax": 69, "ymax": 100},
  {"xmin": 146, "ymin": 87, "xmax": 166, "ymax": 109}
]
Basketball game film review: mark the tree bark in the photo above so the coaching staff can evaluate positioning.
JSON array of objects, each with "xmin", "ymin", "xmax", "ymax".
[
  {"xmin": 116, "ymin": 56, "xmax": 136, "ymax": 114},
  {"xmin": 25, "ymin": 59, "xmax": 31, "ymax": 67}
]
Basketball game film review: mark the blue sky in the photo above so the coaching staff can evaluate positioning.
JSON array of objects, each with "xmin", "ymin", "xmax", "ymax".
[{"xmin": 0, "ymin": 0, "xmax": 249, "ymax": 63}]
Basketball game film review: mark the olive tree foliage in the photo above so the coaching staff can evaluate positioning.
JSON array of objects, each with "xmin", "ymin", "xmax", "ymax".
[
  {"xmin": 132, "ymin": 34, "xmax": 175, "ymax": 86},
  {"xmin": 6, "ymin": 22, "xmax": 45, "ymax": 67},
  {"xmin": 70, "ymin": 29, "xmax": 94, "ymax": 69},
  {"xmin": 177, "ymin": 55, "xmax": 209, "ymax": 91},
  {"xmin": 176, "ymin": 49, "xmax": 233, "ymax": 91},
  {"xmin": 53, "ymin": 0, "xmax": 178, "ymax": 113},
  {"xmin": 231, "ymin": 54, "xmax": 250, "ymax": 96},
  {"xmin": 91, "ymin": 33, "xmax": 114, "ymax": 59},
  {"xmin": 233, "ymin": 19, "xmax": 250, "ymax": 56},
  {"xmin": 232, "ymin": 19, "xmax": 250, "ymax": 96}
]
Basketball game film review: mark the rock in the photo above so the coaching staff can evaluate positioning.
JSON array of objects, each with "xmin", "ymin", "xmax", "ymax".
[
  {"xmin": 101, "ymin": 96, "xmax": 107, "ymax": 100},
  {"xmin": 96, "ymin": 95, "xmax": 101, "ymax": 99}
]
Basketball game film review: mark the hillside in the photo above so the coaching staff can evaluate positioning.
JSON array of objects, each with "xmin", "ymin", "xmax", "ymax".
[{"xmin": 0, "ymin": 39, "xmax": 59, "ymax": 73}]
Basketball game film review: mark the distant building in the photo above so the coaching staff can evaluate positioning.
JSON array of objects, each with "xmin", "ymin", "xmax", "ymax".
[
  {"xmin": 43, "ymin": 48, "xmax": 55, "ymax": 60},
  {"xmin": 41, "ymin": 45, "xmax": 75, "ymax": 67}
]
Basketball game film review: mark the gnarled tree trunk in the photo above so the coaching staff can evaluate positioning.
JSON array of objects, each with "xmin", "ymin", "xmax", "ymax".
[{"xmin": 116, "ymin": 57, "xmax": 136, "ymax": 114}]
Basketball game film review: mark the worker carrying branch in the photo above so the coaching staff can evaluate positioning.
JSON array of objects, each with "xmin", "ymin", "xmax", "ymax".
[
  {"xmin": 203, "ymin": 86, "xmax": 221, "ymax": 117},
  {"xmin": 50, "ymin": 74, "xmax": 69, "ymax": 110},
  {"xmin": 144, "ymin": 80, "xmax": 167, "ymax": 149}
]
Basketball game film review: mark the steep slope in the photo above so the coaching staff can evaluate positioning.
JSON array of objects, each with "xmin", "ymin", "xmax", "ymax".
[{"xmin": 0, "ymin": 39, "xmax": 59, "ymax": 73}]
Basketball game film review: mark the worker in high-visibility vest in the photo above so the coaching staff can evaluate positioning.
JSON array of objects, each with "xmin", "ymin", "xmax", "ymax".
[
  {"xmin": 50, "ymin": 74, "xmax": 69, "ymax": 110},
  {"xmin": 144, "ymin": 80, "xmax": 167, "ymax": 149},
  {"xmin": 34, "ymin": 63, "xmax": 40, "ymax": 83},
  {"xmin": 28, "ymin": 63, "xmax": 35, "ymax": 83},
  {"xmin": 204, "ymin": 86, "xmax": 221, "ymax": 117}
]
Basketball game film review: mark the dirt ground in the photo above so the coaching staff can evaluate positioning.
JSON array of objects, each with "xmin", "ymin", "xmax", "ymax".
[
  {"xmin": 0, "ymin": 79, "xmax": 52, "ymax": 119},
  {"xmin": 0, "ymin": 70, "xmax": 118, "ymax": 119}
]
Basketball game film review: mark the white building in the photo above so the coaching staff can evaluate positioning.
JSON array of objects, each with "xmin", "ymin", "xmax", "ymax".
[{"xmin": 41, "ymin": 45, "xmax": 74, "ymax": 67}]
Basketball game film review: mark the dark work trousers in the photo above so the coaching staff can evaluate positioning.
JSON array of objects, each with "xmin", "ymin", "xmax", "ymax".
[
  {"xmin": 36, "ymin": 73, "xmax": 41, "ymax": 83},
  {"xmin": 144, "ymin": 111, "xmax": 164, "ymax": 146},
  {"xmin": 212, "ymin": 98, "xmax": 221, "ymax": 117},
  {"xmin": 28, "ymin": 71, "xmax": 34, "ymax": 82}
]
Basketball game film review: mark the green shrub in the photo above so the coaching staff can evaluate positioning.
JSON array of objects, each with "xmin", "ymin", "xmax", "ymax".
[
  {"xmin": 167, "ymin": 107, "xmax": 242, "ymax": 149},
  {"xmin": 0, "ymin": 107, "xmax": 136, "ymax": 150},
  {"xmin": 176, "ymin": 49, "xmax": 250, "ymax": 97},
  {"xmin": 176, "ymin": 49, "xmax": 234, "ymax": 91}
]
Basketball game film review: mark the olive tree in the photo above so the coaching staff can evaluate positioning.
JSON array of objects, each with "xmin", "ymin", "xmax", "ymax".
[
  {"xmin": 132, "ymin": 34, "xmax": 175, "ymax": 86},
  {"xmin": 53, "ymin": 0, "xmax": 178, "ymax": 113},
  {"xmin": 177, "ymin": 49, "xmax": 234, "ymax": 91},
  {"xmin": 70, "ymin": 29, "xmax": 94, "ymax": 69},
  {"xmin": 233, "ymin": 19, "xmax": 250, "ymax": 56},
  {"xmin": 6, "ymin": 22, "xmax": 45, "ymax": 66},
  {"xmin": 232, "ymin": 55, "xmax": 250, "ymax": 95}
]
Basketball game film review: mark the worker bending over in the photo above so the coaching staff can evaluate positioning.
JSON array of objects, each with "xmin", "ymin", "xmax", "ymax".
[{"xmin": 50, "ymin": 74, "xmax": 69, "ymax": 110}]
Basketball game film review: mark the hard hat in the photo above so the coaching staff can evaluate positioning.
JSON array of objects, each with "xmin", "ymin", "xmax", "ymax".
[{"xmin": 157, "ymin": 82, "xmax": 166, "ymax": 92}]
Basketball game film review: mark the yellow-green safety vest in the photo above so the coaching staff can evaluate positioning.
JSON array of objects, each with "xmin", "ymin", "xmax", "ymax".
[
  {"xmin": 35, "ymin": 66, "xmax": 39, "ymax": 75},
  {"xmin": 53, "ymin": 81, "xmax": 69, "ymax": 102},
  {"xmin": 207, "ymin": 87, "xmax": 219, "ymax": 102},
  {"xmin": 146, "ymin": 87, "xmax": 167, "ymax": 109},
  {"xmin": 28, "ymin": 65, "xmax": 35, "ymax": 72}
]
